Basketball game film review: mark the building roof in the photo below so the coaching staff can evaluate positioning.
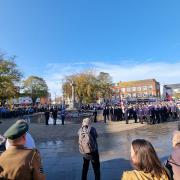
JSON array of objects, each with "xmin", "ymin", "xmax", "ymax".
[
  {"xmin": 164, "ymin": 84, "xmax": 180, "ymax": 89},
  {"xmin": 117, "ymin": 79, "xmax": 159, "ymax": 87}
]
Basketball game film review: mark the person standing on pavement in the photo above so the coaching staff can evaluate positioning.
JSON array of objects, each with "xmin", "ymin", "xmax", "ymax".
[
  {"xmin": 103, "ymin": 106, "xmax": 109, "ymax": 123},
  {"xmin": 61, "ymin": 109, "xmax": 65, "ymax": 125},
  {"xmin": 0, "ymin": 120, "xmax": 45, "ymax": 180},
  {"xmin": 137, "ymin": 106, "xmax": 144, "ymax": 124},
  {"xmin": 52, "ymin": 108, "xmax": 58, "ymax": 125},
  {"xmin": 44, "ymin": 108, "xmax": 50, "ymax": 125},
  {"xmin": 110, "ymin": 106, "xmax": 114, "ymax": 121},
  {"xmin": 132, "ymin": 105, "xmax": 138, "ymax": 123},
  {"xmin": 78, "ymin": 118, "xmax": 100, "ymax": 180},
  {"xmin": 103, "ymin": 107, "xmax": 107, "ymax": 123},
  {"xmin": 124, "ymin": 106, "xmax": 129, "ymax": 124},
  {"xmin": 93, "ymin": 108, "xmax": 98, "ymax": 123}
]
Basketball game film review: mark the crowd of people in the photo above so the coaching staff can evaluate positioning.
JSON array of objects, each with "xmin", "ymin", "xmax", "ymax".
[
  {"xmin": 0, "ymin": 105, "xmax": 47, "ymax": 119},
  {"xmin": 102, "ymin": 102, "xmax": 180, "ymax": 124},
  {"xmin": 78, "ymin": 118, "xmax": 180, "ymax": 180},
  {"xmin": 0, "ymin": 118, "xmax": 180, "ymax": 180}
]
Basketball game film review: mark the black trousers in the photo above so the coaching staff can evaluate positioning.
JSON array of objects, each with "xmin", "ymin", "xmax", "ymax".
[
  {"xmin": 45, "ymin": 116, "xmax": 49, "ymax": 125},
  {"xmin": 82, "ymin": 151, "xmax": 100, "ymax": 180},
  {"xmin": 61, "ymin": 116, "xmax": 65, "ymax": 125},
  {"xmin": 53, "ymin": 117, "xmax": 57, "ymax": 125}
]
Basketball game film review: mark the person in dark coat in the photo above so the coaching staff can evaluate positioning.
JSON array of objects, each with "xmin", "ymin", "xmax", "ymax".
[
  {"xmin": 124, "ymin": 107, "xmax": 129, "ymax": 124},
  {"xmin": 133, "ymin": 106, "xmax": 138, "ymax": 123},
  {"xmin": 155, "ymin": 105, "xmax": 160, "ymax": 124},
  {"xmin": 114, "ymin": 107, "xmax": 118, "ymax": 121},
  {"xmin": 103, "ymin": 107, "xmax": 109, "ymax": 123},
  {"xmin": 103, "ymin": 107, "xmax": 107, "ymax": 123},
  {"xmin": 117, "ymin": 107, "xmax": 123, "ymax": 121},
  {"xmin": 44, "ymin": 109, "xmax": 50, "ymax": 125},
  {"xmin": 61, "ymin": 109, "xmax": 65, "ymax": 125},
  {"xmin": 137, "ymin": 106, "xmax": 144, "ymax": 124},
  {"xmin": 52, "ymin": 108, "xmax": 58, "ymax": 125},
  {"xmin": 110, "ymin": 107, "xmax": 114, "ymax": 121},
  {"xmin": 93, "ymin": 108, "xmax": 97, "ymax": 123},
  {"xmin": 150, "ymin": 105, "xmax": 156, "ymax": 124}
]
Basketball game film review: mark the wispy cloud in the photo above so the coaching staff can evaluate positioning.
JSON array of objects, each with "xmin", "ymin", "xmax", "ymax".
[{"xmin": 42, "ymin": 61, "xmax": 180, "ymax": 98}]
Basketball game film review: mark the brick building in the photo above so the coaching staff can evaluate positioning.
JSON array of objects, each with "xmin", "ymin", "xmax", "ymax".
[{"xmin": 112, "ymin": 79, "xmax": 160, "ymax": 101}]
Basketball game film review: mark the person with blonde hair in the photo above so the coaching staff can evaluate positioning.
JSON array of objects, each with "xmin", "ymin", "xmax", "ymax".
[{"xmin": 122, "ymin": 139, "xmax": 169, "ymax": 180}]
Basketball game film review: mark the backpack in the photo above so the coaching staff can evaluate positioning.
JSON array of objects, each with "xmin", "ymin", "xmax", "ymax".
[{"xmin": 78, "ymin": 126, "xmax": 96, "ymax": 154}]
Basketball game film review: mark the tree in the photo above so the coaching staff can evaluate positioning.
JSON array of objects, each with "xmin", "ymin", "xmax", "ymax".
[
  {"xmin": 173, "ymin": 92, "xmax": 180, "ymax": 100},
  {"xmin": 97, "ymin": 72, "xmax": 113, "ymax": 102},
  {"xmin": 0, "ymin": 54, "xmax": 23, "ymax": 105},
  {"xmin": 62, "ymin": 71, "xmax": 99, "ymax": 104},
  {"xmin": 62, "ymin": 71, "xmax": 113, "ymax": 104},
  {"xmin": 22, "ymin": 76, "xmax": 48, "ymax": 105}
]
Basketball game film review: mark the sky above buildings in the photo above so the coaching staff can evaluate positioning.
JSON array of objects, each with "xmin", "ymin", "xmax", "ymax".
[{"xmin": 0, "ymin": 0, "xmax": 180, "ymax": 97}]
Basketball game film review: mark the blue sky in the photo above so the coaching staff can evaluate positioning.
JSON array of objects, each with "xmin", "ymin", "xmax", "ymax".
[{"xmin": 1, "ymin": 0, "xmax": 180, "ymax": 97}]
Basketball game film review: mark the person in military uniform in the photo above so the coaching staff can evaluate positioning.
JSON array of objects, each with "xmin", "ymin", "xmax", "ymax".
[
  {"xmin": 0, "ymin": 120, "xmax": 45, "ymax": 180},
  {"xmin": 44, "ymin": 108, "xmax": 50, "ymax": 125},
  {"xmin": 52, "ymin": 108, "xmax": 58, "ymax": 125}
]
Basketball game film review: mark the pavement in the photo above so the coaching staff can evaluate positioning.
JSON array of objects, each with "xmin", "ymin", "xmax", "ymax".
[
  {"xmin": 0, "ymin": 117, "xmax": 179, "ymax": 180},
  {"xmin": 0, "ymin": 116, "xmax": 145, "ymax": 141}
]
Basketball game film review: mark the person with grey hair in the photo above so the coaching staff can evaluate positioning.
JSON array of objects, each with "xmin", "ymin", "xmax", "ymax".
[{"xmin": 78, "ymin": 118, "xmax": 100, "ymax": 180}]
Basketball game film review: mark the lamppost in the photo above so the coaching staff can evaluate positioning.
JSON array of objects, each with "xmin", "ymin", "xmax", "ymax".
[
  {"xmin": 71, "ymin": 81, "xmax": 76, "ymax": 109},
  {"xmin": 54, "ymin": 92, "xmax": 57, "ymax": 105}
]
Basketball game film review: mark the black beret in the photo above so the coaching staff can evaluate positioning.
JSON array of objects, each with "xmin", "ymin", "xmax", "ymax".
[{"xmin": 4, "ymin": 120, "xmax": 29, "ymax": 140}]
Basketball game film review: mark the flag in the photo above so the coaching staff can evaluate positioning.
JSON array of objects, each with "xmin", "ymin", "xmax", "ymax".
[{"xmin": 166, "ymin": 92, "xmax": 172, "ymax": 101}]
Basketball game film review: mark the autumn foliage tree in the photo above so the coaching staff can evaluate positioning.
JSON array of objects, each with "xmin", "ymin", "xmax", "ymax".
[
  {"xmin": 0, "ymin": 54, "xmax": 22, "ymax": 105},
  {"xmin": 22, "ymin": 76, "xmax": 48, "ymax": 105},
  {"xmin": 62, "ymin": 71, "xmax": 112, "ymax": 104}
]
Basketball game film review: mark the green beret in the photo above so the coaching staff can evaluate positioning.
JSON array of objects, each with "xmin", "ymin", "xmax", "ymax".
[{"xmin": 4, "ymin": 120, "xmax": 29, "ymax": 140}]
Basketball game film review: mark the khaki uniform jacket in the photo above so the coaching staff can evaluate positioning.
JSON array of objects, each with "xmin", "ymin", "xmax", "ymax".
[
  {"xmin": 122, "ymin": 170, "xmax": 169, "ymax": 180},
  {"xmin": 0, "ymin": 145, "xmax": 45, "ymax": 180}
]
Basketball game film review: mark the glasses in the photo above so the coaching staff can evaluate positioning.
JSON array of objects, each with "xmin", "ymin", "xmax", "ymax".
[{"xmin": 167, "ymin": 155, "xmax": 180, "ymax": 167}]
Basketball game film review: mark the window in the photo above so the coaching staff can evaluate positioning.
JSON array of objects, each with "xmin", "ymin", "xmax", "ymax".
[
  {"xmin": 174, "ymin": 88, "xmax": 180, "ymax": 93},
  {"xmin": 143, "ymin": 92, "xmax": 148, "ymax": 97},
  {"xmin": 148, "ymin": 85, "xmax": 153, "ymax": 90},
  {"xmin": 142, "ymin": 86, "xmax": 147, "ymax": 91},
  {"xmin": 137, "ymin": 87, "xmax": 141, "ymax": 91},
  {"xmin": 121, "ymin": 88, "xmax": 126, "ymax": 92},
  {"xmin": 132, "ymin": 93, "xmax": 136, "ymax": 97},
  {"xmin": 156, "ymin": 84, "xmax": 160, "ymax": 90},
  {"xmin": 132, "ymin": 87, "xmax": 136, "ymax": 91},
  {"xmin": 125, "ymin": 94, "xmax": 131, "ymax": 98},
  {"xmin": 126, "ymin": 87, "xmax": 131, "ymax": 92},
  {"xmin": 137, "ymin": 94, "xmax": 142, "ymax": 97}
]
